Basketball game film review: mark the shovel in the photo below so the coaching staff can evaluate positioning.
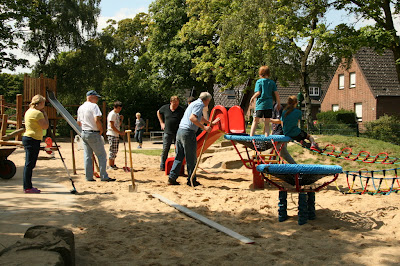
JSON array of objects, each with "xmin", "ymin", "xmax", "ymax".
[
  {"xmin": 122, "ymin": 133, "xmax": 131, "ymax": 172},
  {"xmin": 125, "ymin": 130, "xmax": 137, "ymax": 192},
  {"xmin": 92, "ymin": 154, "xmax": 100, "ymax": 178}
]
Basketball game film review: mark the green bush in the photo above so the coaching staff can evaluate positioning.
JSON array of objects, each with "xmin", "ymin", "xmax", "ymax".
[
  {"xmin": 364, "ymin": 115, "xmax": 400, "ymax": 145},
  {"xmin": 314, "ymin": 110, "xmax": 357, "ymax": 136},
  {"xmin": 317, "ymin": 110, "xmax": 356, "ymax": 124}
]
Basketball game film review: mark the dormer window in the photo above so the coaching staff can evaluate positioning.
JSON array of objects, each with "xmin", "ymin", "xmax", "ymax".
[
  {"xmin": 338, "ymin": 74, "xmax": 344, "ymax": 89},
  {"xmin": 309, "ymin": 86, "xmax": 320, "ymax": 96},
  {"xmin": 350, "ymin": 72, "xmax": 356, "ymax": 88}
]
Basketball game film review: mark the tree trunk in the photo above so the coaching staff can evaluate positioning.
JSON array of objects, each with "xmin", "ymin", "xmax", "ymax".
[{"xmin": 299, "ymin": 18, "xmax": 317, "ymax": 131}]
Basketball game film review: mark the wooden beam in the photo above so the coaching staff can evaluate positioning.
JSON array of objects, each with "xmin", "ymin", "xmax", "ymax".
[
  {"xmin": 1, "ymin": 114, "xmax": 8, "ymax": 140},
  {"xmin": 16, "ymin": 94, "xmax": 23, "ymax": 140},
  {"xmin": 0, "ymin": 140, "xmax": 23, "ymax": 146},
  {"xmin": 0, "ymin": 95, "xmax": 4, "ymax": 116},
  {"xmin": 152, "ymin": 194, "xmax": 255, "ymax": 244},
  {"xmin": 2, "ymin": 128, "xmax": 25, "ymax": 141}
]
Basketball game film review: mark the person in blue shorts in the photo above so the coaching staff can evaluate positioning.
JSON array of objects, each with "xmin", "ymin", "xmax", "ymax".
[
  {"xmin": 281, "ymin": 95, "xmax": 321, "ymax": 153},
  {"xmin": 249, "ymin": 65, "xmax": 280, "ymax": 136}
]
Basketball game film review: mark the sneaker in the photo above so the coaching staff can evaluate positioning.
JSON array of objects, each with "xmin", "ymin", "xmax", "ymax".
[
  {"xmin": 112, "ymin": 165, "xmax": 118, "ymax": 170},
  {"xmin": 137, "ymin": 145, "xmax": 142, "ymax": 149},
  {"xmin": 101, "ymin": 178, "xmax": 116, "ymax": 182},
  {"xmin": 310, "ymin": 144, "xmax": 322, "ymax": 153},
  {"xmin": 87, "ymin": 179, "xmax": 96, "ymax": 182},
  {"xmin": 187, "ymin": 180, "xmax": 201, "ymax": 187},
  {"xmin": 168, "ymin": 178, "xmax": 180, "ymax": 185},
  {"xmin": 24, "ymin": 187, "xmax": 41, "ymax": 193}
]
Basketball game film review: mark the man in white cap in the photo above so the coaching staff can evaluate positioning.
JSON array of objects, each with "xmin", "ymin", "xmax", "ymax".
[{"xmin": 77, "ymin": 90, "xmax": 115, "ymax": 182}]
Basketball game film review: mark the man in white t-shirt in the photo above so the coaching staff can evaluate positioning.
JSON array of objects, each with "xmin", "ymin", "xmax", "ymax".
[
  {"xmin": 106, "ymin": 101, "xmax": 124, "ymax": 169},
  {"xmin": 77, "ymin": 90, "xmax": 115, "ymax": 182}
]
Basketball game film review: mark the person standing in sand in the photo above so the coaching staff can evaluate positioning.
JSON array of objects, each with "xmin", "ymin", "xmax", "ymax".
[
  {"xmin": 157, "ymin": 96, "xmax": 184, "ymax": 171},
  {"xmin": 22, "ymin": 95, "xmax": 49, "ymax": 193},
  {"xmin": 134, "ymin": 112, "xmax": 145, "ymax": 149},
  {"xmin": 77, "ymin": 90, "xmax": 115, "ymax": 182},
  {"xmin": 106, "ymin": 101, "xmax": 124, "ymax": 170},
  {"xmin": 168, "ymin": 92, "xmax": 220, "ymax": 187}
]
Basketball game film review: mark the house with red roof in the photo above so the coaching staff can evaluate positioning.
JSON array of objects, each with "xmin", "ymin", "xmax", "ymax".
[{"xmin": 321, "ymin": 48, "xmax": 400, "ymax": 125}]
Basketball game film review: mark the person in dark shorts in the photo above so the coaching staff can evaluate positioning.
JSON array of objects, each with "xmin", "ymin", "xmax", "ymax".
[
  {"xmin": 157, "ymin": 96, "xmax": 185, "ymax": 171},
  {"xmin": 270, "ymin": 103, "xmax": 297, "ymax": 164},
  {"xmin": 249, "ymin": 65, "xmax": 280, "ymax": 136},
  {"xmin": 281, "ymin": 95, "xmax": 321, "ymax": 153}
]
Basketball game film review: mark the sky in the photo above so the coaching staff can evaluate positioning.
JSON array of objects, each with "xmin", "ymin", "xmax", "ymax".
[{"xmin": 3, "ymin": 1, "xmax": 398, "ymax": 74}]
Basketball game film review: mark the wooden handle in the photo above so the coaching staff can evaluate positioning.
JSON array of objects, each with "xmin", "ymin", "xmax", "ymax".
[
  {"xmin": 126, "ymin": 129, "xmax": 135, "ymax": 185},
  {"xmin": 190, "ymin": 110, "xmax": 217, "ymax": 187}
]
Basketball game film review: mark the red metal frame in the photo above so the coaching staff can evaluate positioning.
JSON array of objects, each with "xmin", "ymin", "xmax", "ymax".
[{"xmin": 230, "ymin": 138, "xmax": 285, "ymax": 189}]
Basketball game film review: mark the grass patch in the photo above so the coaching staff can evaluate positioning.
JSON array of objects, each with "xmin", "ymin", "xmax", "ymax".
[
  {"xmin": 131, "ymin": 149, "xmax": 163, "ymax": 156},
  {"xmin": 317, "ymin": 135, "xmax": 400, "ymax": 156},
  {"xmin": 309, "ymin": 135, "xmax": 400, "ymax": 172}
]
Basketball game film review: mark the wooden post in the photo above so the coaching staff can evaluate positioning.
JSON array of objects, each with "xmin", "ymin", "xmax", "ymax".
[
  {"xmin": 53, "ymin": 119, "xmax": 57, "ymax": 137},
  {"xmin": 1, "ymin": 114, "xmax": 8, "ymax": 140},
  {"xmin": 0, "ymin": 95, "xmax": 4, "ymax": 116},
  {"xmin": 16, "ymin": 94, "xmax": 22, "ymax": 140},
  {"xmin": 0, "ymin": 95, "xmax": 4, "ymax": 117},
  {"xmin": 70, "ymin": 130, "xmax": 77, "ymax": 175}
]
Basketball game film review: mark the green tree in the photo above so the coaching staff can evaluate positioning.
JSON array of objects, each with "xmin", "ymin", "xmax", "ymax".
[
  {"xmin": 334, "ymin": 0, "xmax": 400, "ymax": 83},
  {"xmin": 0, "ymin": 0, "xmax": 29, "ymax": 71},
  {"xmin": 213, "ymin": 0, "xmax": 333, "ymax": 129},
  {"xmin": 0, "ymin": 73, "xmax": 24, "ymax": 102},
  {"xmin": 24, "ymin": 0, "xmax": 100, "ymax": 70},
  {"xmin": 148, "ymin": 0, "xmax": 202, "ymax": 97}
]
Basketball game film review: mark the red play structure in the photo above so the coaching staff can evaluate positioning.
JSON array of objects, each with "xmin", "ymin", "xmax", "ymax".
[{"xmin": 164, "ymin": 105, "xmax": 246, "ymax": 175}]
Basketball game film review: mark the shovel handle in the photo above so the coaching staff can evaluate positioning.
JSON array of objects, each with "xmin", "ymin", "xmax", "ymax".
[{"xmin": 125, "ymin": 130, "xmax": 135, "ymax": 185}]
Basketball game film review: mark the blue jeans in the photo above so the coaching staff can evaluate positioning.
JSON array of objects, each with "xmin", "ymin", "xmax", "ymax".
[
  {"xmin": 135, "ymin": 129, "xmax": 144, "ymax": 144},
  {"xmin": 81, "ymin": 131, "xmax": 109, "ymax": 181},
  {"xmin": 22, "ymin": 136, "xmax": 41, "ymax": 189},
  {"xmin": 160, "ymin": 133, "xmax": 176, "ymax": 169},
  {"xmin": 169, "ymin": 128, "xmax": 197, "ymax": 182}
]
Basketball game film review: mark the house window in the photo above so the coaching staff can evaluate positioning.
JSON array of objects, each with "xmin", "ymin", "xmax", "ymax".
[
  {"xmin": 332, "ymin": 104, "xmax": 339, "ymax": 112},
  {"xmin": 309, "ymin": 86, "xmax": 320, "ymax": 96},
  {"xmin": 338, "ymin": 74, "xmax": 344, "ymax": 89},
  {"xmin": 350, "ymin": 72, "xmax": 356, "ymax": 88},
  {"xmin": 354, "ymin": 103, "xmax": 362, "ymax": 122}
]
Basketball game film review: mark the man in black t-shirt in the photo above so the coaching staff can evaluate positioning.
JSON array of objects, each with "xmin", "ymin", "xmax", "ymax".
[{"xmin": 157, "ymin": 96, "xmax": 185, "ymax": 171}]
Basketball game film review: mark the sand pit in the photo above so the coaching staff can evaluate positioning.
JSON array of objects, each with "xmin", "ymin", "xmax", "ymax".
[{"xmin": 1, "ymin": 139, "xmax": 400, "ymax": 265}]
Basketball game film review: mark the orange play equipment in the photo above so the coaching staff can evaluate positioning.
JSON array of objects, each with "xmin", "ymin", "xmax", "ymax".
[{"xmin": 164, "ymin": 105, "xmax": 245, "ymax": 175}]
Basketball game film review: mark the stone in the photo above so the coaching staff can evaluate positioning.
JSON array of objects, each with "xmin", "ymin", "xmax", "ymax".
[{"xmin": 0, "ymin": 225, "xmax": 75, "ymax": 266}]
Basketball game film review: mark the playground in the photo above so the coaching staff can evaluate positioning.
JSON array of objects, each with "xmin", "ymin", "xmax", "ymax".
[{"xmin": 1, "ymin": 135, "xmax": 400, "ymax": 264}]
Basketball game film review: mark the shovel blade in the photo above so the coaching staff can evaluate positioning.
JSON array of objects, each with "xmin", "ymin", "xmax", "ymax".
[{"xmin": 129, "ymin": 184, "xmax": 137, "ymax": 192}]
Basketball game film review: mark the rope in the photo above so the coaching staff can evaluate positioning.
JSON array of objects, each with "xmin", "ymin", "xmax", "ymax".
[
  {"xmin": 335, "ymin": 168, "xmax": 400, "ymax": 195},
  {"xmin": 294, "ymin": 141, "xmax": 400, "ymax": 165}
]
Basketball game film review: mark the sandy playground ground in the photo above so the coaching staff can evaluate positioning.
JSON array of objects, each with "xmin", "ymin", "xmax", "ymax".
[{"xmin": 1, "ymin": 138, "xmax": 400, "ymax": 265}]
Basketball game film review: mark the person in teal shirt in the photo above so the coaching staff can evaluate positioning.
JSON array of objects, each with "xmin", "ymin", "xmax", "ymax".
[
  {"xmin": 249, "ymin": 65, "xmax": 280, "ymax": 136},
  {"xmin": 281, "ymin": 95, "xmax": 321, "ymax": 152}
]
